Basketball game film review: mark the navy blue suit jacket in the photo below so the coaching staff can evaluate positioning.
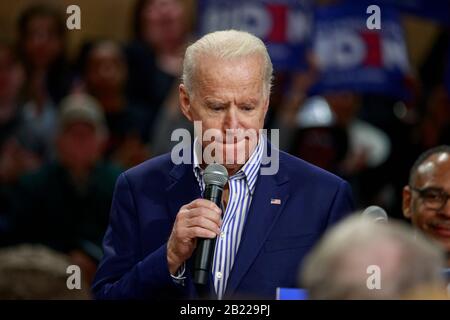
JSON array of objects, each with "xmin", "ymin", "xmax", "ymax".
[{"xmin": 92, "ymin": 149, "xmax": 354, "ymax": 299}]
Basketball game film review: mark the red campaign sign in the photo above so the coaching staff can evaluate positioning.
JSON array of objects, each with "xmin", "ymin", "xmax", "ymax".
[
  {"xmin": 360, "ymin": 31, "xmax": 382, "ymax": 67},
  {"xmin": 266, "ymin": 4, "xmax": 287, "ymax": 43}
]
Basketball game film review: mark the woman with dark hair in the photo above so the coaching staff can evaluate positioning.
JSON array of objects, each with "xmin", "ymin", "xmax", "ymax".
[
  {"xmin": 125, "ymin": 0, "xmax": 191, "ymax": 132},
  {"xmin": 16, "ymin": 4, "xmax": 73, "ymax": 160},
  {"xmin": 76, "ymin": 39, "xmax": 150, "ymax": 169},
  {"xmin": 18, "ymin": 4, "xmax": 72, "ymax": 104}
]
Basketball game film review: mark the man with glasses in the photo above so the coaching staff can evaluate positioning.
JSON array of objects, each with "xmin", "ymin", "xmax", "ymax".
[{"xmin": 403, "ymin": 145, "xmax": 450, "ymax": 275}]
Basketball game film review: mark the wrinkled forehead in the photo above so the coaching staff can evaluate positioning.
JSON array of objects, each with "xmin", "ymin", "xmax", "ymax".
[
  {"xmin": 194, "ymin": 54, "xmax": 265, "ymax": 87},
  {"xmin": 415, "ymin": 153, "xmax": 450, "ymax": 189}
]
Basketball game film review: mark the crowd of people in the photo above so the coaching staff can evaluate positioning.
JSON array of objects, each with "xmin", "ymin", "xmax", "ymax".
[
  {"xmin": 0, "ymin": 0, "xmax": 449, "ymax": 299},
  {"xmin": 0, "ymin": 0, "xmax": 192, "ymax": 281}
]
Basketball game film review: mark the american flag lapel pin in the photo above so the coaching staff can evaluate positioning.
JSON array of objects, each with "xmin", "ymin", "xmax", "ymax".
[{"xmin": 270, "ymin": 198, "xmax": 281, "ymax": 205}]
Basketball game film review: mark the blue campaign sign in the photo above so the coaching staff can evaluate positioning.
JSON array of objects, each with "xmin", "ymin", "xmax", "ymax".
[
  {"xmin": 343, "ymin": 0, "xmax": 450, "ymax": 26},
  {"xmin": 392, "ymin": 0, "xmax": 450, "ymax": 25},
  {"xmin": 196, "ymin": 0, "xmax": 313, "ymax": 71},
  {"xmin": 310, "ymin": 3, "xmax": 410, "ymax": 98},
  {"xmin": 276, "ymin": 287, "xmax": 308, "ymax": 300}
]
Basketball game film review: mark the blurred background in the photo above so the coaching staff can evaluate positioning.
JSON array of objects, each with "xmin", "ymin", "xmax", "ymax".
[{"xmin": 0, "ymin": 0, "xmax": 449, "ymax": 298}]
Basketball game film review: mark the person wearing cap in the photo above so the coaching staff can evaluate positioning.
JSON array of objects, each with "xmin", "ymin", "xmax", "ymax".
[{"xmin": 9, "ymin": 93, "xmax": 121, "ymax": 285}]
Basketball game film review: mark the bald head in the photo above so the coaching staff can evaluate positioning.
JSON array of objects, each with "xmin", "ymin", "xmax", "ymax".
[
  {"xmin": 403, "ymin": 145, "xmax": 450, "ymax": 258},
  {"xmin": 409, "ymin": 146, "xmax": 450, "ymax": 187}
]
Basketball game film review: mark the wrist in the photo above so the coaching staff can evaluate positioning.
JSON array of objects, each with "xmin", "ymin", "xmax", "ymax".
[{"xmin": 167, "ymin": 247, "xmax": 182, "ymax": 275}]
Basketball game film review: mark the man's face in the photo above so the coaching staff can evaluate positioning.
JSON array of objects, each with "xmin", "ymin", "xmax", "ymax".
[
  {"xmin": 57, "ymin": 122, "xmax": 104, "ymax": 173},
  {"xmin": 179, "ymin": 54, "xmax": 269, "ymax": 172},
  {"xmin": 403, "ymin": 152, "xmax": 450, "ymax": 252},
  {"xmin": 86, "ymin": 45, "xmax": 127, "ymax": 96},
  {"xmin": 141, "ymin": 0, "xmax": 186, "ymax": 48},
  {"xmin": 23, "ymin": 16, "xmax": 62, "ymax": 69}
]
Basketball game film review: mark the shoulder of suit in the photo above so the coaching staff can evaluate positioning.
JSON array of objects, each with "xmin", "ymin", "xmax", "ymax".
[
  {"xmin": 120, "ymin": 152, "xmax": 176, "ymax": 184},
  {"xmin": 119, "ymin": 150, "xmax": 347, "ymax": 190}
]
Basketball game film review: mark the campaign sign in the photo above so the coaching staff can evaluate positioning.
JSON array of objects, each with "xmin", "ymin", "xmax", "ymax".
[
  {"xmin": 197, "ymin": 0, "xmax": 313, "ymax": 71},
  {"xmin": 311, "ymin": 3, "xmax": 410, "ymax": 98},
  {"xmin": 341, "ymin": 0, "xmax": 450, "ymax": 26},
  {"xmin": 385, "ymin": 0, "xmax": 449, "ymax": 25}
]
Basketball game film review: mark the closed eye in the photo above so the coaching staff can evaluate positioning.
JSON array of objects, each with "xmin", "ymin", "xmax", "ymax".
[
  {"xmin": 206, "ymin": 102, "xmax": 226, "ymax": 112},
  {"xmin": 240, "ymin": 105, "xmax": 255, "ymax": 111}
]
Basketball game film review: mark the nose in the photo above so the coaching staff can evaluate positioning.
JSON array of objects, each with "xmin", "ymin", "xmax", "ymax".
[
  {"xmin": 438, "ymin": 197, "xmax": 450, "ymax": 218},
  {"xmin": 224, "ymin": 106, "xmax": 240, "ymax": 131}
]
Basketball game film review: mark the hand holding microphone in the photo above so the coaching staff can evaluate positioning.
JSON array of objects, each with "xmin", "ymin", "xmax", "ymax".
[
  {"xmin": 193, "ymin": 164, "xmax": 229, "ymax": 284},
  {"xmin": 166, "ymin": 164, "xmax": 228, "ymax": 281}
]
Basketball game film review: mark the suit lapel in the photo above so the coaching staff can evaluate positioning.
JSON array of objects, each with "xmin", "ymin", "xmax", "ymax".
[
  {"xmin": 224, "ymin": 160, "xmax": 290, "ymax": 297},
  {"xmin": 165, "ymin": 149, "xmax": 290, "ymax": 299},
  {"xmin": 166, "ymin": 163, "xmax": 201, "ymax": 221}
]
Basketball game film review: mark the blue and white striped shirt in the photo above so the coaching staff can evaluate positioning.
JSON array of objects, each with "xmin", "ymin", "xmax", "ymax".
[{"xmin": 193, "ymin": 136, "xmax": 264, "ymax": 299}]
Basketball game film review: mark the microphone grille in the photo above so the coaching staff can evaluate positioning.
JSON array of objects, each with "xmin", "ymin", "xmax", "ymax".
[
  {"xmin": 362, "ymin": 205, "xmax": 388, "ymax": 223},
  {"xmin": 204, "ymin": 164, "xmax": 228, "ymax": 187}
]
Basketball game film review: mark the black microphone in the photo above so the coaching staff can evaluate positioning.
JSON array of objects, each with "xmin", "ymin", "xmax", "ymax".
[
  {"xmin": 193, "ymin": 163, "xmax": 228, "ymax": 285},
  {"xmin": 361, "ymin": 205, "xmax": 388, "ymax": 223}
]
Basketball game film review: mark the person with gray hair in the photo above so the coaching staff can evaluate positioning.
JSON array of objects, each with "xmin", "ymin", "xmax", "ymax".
[
  {"xmin": 181, "ymin": 29, "xmax": 273, "ymax": 96},
  {"xmin": 93, "ymin": 29, "xmax": 353, "ymax": 300},
  {"xmin": 299, "ymin": 215, "xmax": 448, "ymax": 299},
  {"xmin": 0, "ymin": 244, "xmax": 91, "ymax": 299}
]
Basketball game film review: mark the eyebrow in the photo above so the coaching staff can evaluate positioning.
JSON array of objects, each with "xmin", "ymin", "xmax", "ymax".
[
  {"xmin": 204, "ymin": 99, "xmax": 259, "ymax": 106},
  {"xmin": 418, "ymin": 186, "xmax": 448, "ymax": 193},
  {"xmin": 237, "ymin": 102, "xmax": 257, "ymax": 108},
  {"xmin": 240, "ymin": 98, "xmax": 259, "ymax": 105},
  {"xmin": 205, "ymin": 100, "xmax": 228, "ymax": 107}
]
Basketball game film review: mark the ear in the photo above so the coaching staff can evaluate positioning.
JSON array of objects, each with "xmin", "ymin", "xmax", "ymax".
[
  {"xmin": 179, "ymin": 84, "xmax": 193, "ymax": 122},
  {"xmin": 402, "ymin": 185, "xmax": 412, "ymax": 219}
]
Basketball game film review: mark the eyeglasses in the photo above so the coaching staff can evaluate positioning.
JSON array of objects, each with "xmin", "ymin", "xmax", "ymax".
[{"xmin": 410, "ymin": 186, "xmax": 450, "ymax": 211}]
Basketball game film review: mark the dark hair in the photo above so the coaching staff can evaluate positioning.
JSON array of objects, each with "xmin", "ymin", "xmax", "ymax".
[
  {"xmin": 131, "ymin": 0, "xmax": 190, "ymax": 41},
  {"xmin": 0, "ymin": 40, "xmax": 20, "ymax": 65},
  {"xmin": 132, "ymin": 0, "xmax": 152, "ymax": 40},
  {"xmin": 17, "ymin": 4, "xmax": 65, "ymax": 40},
  {"xmin": 409, "ymin": 145, "xmax": 450, "ymax": 186},
  {"xmin": 16, "ymin": 4, "xmax": 71, "ymax": 104},
  {"xmin": 74, "ymin": 39, "xmax": 125, "ymax": 78}
]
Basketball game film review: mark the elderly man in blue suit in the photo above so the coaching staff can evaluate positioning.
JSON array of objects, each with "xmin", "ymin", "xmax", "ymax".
[{"xmin": 92, "ymin": 30, "xmax": 354, "ymax": 299}]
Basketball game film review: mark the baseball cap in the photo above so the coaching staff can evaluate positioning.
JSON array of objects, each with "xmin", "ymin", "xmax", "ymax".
[{"xmin": 58, "ymin": 93, "xmax": 106, "ymax": 132}]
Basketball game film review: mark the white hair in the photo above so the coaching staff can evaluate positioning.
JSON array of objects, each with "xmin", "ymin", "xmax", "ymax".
[
  {"xmin": 182, "ymin": 29, "xmax": 273, "ymax": 96},
  {"xmin": 300, "ymin": 215, "xmax": 446, "ymax": 299},
  {"xmin": 0, "ymin": 245, "xmax": 91, "ymax": 299}
]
